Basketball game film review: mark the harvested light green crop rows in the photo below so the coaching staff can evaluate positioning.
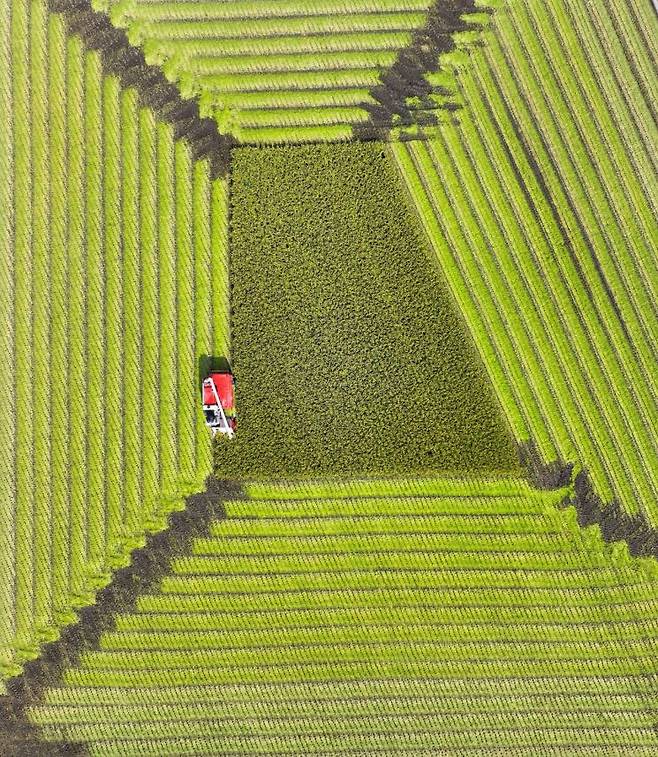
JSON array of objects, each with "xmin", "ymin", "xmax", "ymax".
[
  {"xmin": 28, "ymin": 476, "xmax": 658, "ymax": 754},
  {"xmin": 392, "ymin": 0, "xmax": 658, "ymax": 523},
  {"xmin": 221, "ymin": 142, "xmax": 517, "ymax": 477},
  {"xmin": 0, "ymin": 0, "xmax": 229, "ymax": 682},
  {"xmin": 91, "ymin": 0, "xmax": 433, "ymax": 143}
]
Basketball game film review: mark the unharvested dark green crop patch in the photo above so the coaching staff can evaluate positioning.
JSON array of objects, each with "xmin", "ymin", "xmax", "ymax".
[{"xmin": 217, "ymin": 142, "xmax": 518, "ymax": 477}]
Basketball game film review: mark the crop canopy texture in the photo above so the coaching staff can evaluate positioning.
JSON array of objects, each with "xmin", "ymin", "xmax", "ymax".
[
  {"xmin": 28, "ymin": 476, "xmax": 658, "ymax": 754},
  {"xmin": 0, "ymin": 0, "xmax": 230, "ymax": 683},
  {"xmin": 221, "ymin": 143, "xmax": 518, "ymax": 477}
]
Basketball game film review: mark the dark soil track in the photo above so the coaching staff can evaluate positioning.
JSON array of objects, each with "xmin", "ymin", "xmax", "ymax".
[
  {"xmin": 354, "ymin": 0, "xmax": 490, "ymax": 139},
  {"xmin": 571, "ymin": 469, "xmax": 658, "ymax": 557},
  {"xmin": 521, "ymin": 439, "xmax": 658, "ymax": 560}
]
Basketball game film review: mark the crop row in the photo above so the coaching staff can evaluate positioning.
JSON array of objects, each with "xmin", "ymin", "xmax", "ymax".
[
  {"xmin": 392, "ymin": 0, "xmax": 658, "ymax": 523},
  {"xmin": 118, "ymin": 0, "xmax": 433, "ymax": 22},
  {"xmin": 105, "ymin": 618, "xmax": 658, "ymax": 647},
  {"xmin": 225, "ymin": 105, "xmax": 369, "ymax": 129},
  {"xmin": 170, "ymin": 551, "xmax": 613, "ymax": 575},
  {"xmin": 188, "ymin": 49, "xmax": 398, "ymax": 75},
  {"xmin": 152, "ymin": 566, "xmax": 648, "ymax": 594},
  {"xmin": 143, "ymin": 30, "xmax": 412, "ymax": 58},
  {"xmin": 35, "ymin": 709, "xmax": 658, "ymax": 738},
  {"xmin": 156, "ymin": 557, "xmax": 654, "ymax": 587},
  {"xmin": 33, "ymin": 726, "xmax": 658, "ymax": 755},
  {"xmin": 231, "ymin": 122, "xmax": 355, "ymax": 144},
  {"xmin": 1, "ymin": 0, "xmax": 228, "ymax": 682},
  {"xmin": 205, "ymin": 87, "xmax": 376, "ymax": 111},
  {"xmin": 208, "ymin": 513, "xmax": 558, "ymax": 536},
  {"xmin": 31, "ymin": 697, "xmax": 658, "ymax": 726},
  {"xmin": 126, "ymin": 13, "xmax": 428, "ymax": 41},
  {"xmin": 39, "ymin": 674, "xmax": 658, "ymax": 706},
  {"xmin": 80, "ymin": 635, "xmax": 658, "ymax": 669},
  {"xmin": 243, "ymin": 476, "xmax": 536, "ymax": 500},
  {"xmin": 189, "ymin": 532, "xmax": 572, "ymax": 557},
  {"xmin": 227, "ymin": 496, "xmax": 548, "ymax": 517},
  {"xmin": 110, "ymin": 604, "xmax": 654, "ymax": 632},
  {"xmin": 29, "ymin": 484, "xmax": 658, "ymax": 750},
  {"xmin": 195, "ymin": 68, "xmax": 388, "ymax": 93},
  {"xmin": 61, "ymin": 662, "xmax": 658, "ymax": 686},
  {"xmin": 125, "ymin": 595, "xmax": 658, "ymax": 628},
  {"xmin": 0, "ymin": 0, "xmax": 15, "ymax": 675}
]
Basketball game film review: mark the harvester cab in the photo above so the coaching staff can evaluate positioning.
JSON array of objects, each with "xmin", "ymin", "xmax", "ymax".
[{"xmin": 202, "ymin": 371, "xmax": 236, "ymax": 438}]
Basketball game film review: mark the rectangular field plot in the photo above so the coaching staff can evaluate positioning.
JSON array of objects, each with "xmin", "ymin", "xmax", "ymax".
[{"xmin": 220, "ymin": 142, "xmax": 518, "ymax": 477}]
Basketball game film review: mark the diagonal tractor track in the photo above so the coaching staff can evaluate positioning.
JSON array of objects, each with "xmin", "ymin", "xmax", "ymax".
[{"xmin": 354, "ymin": 0, "xmax": 492, "ymax": 140}]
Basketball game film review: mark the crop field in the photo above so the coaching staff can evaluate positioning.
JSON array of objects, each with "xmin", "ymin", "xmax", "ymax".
[
  {"xmin": 89, "ymin": 0, "xmax": 491, "ymax": 143},
  {"xmin": 1, "ymin": 0, "xmax": 229, "ymax": 681},
  {"xmin": 93, "ymin": 0, "xmax": 435, "ymax": 142},
  {"xmin": 393, "ymin": 0, "xmax": 658, "ymax": 524},
  {"xmin": 2, "ymin": 0, "xmax": 658, "ymax": 751},
  {"xmin": 220, "ymin": 142, "xmax": 517, "ymax": 476},
  {"xmin": 26, "ymin": 477, "xmax": 658, "ymax": 753}
]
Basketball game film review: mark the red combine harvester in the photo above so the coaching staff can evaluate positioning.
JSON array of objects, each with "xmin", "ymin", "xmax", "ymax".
[{"xmin": 202, "ymin": 371, "xmax": 236, "ymax": 438}]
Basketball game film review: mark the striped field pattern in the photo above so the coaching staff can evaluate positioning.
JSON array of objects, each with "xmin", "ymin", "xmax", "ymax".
[
  {"xmin": 28, "ymin": 476, "xmax": 658, "ymax": 753},
  {"xmin": 0, "ymin": 0, "xmax": 229, "ymax": 682},
  {"xmin": 92, "ymin": 0, "xmax": 438, "ymax": 142},
  {"xmin": 392, "ymin": 0, "xmax": 658, "ymax": 523},
  {"xmin": 3, "ymin": 0, "xmax": 658, "ymax": 749}
]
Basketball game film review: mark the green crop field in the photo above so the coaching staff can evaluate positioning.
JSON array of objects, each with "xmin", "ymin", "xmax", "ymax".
[
  {"xmin": 94, "ymin": 0, "xmax": 435, "ymax": 142},
  {"xmin": 26, "ymin": 477, "xmax": 658, "ymax": 753},
  {"xmin": 392, "ymin": 0, "xmax": 658, "ymax": 525},
  {"xmin": 0, "ymin": 0, "xmax": 230, "ymax": 681},
  {"xmin": 2, "ymin": 0, "xmax": 658, "ymax": 751},
  {"xmin": 220, "ymin": 142, "xmax": 517, "ymax": 477},
  {"xmin": 87, "ymin": 0, "xmax": 491, "ymax": 143}
]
